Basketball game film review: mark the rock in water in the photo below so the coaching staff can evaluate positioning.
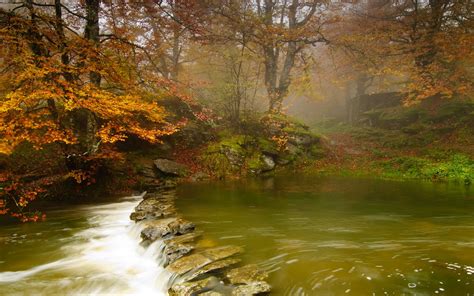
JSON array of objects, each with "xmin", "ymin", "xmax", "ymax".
[
  {"xmin": 130, "ymin": 196, "xmax": 176, "ymax": 221},
  {"xmin": 167, "ymin": 245, "xmax": 243, "ymax": 275},
  {"xmin": 163, "ymin": 232, "xmax": 202, "ymax": 264},
  {"xmin": 140, "ymin": 217, "xmax": 195, "ymax": 241},
  {"xmin": 226, "ymin": 264, "xmax": 269, "ymax": 284},
  {"xmin": 232, "ymin": 281, "xmax": 272, "ymax": 295},
  {"xmin": 154, "ymin": 159, "xmax": 188, "ymax": 176},
  {"xmin": 169, "ymin": 276, "xmax": 218, "ymax": 296},
  {"xmin": 185, "ymin": 258, "xmax": 241, "ymax": 281}
]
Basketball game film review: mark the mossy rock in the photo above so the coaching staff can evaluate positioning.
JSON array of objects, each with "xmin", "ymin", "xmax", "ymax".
[
  {"xmin": 257, "ymin": 138, "xmax": 279, "ymax": 156},
  {"xmin": 247, "ymin": 152, "xmax": 275, "ymax": 174}
]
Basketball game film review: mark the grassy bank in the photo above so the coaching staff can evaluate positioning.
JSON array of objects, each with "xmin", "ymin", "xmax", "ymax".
[{"xmin": 300, "ymin": 99, "xmax": 474, "ymax": 184}]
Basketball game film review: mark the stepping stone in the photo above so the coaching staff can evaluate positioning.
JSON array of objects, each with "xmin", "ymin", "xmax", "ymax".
[{"xmin": 226, "ymin": 264, "xmax": 268, "ymax": 284}]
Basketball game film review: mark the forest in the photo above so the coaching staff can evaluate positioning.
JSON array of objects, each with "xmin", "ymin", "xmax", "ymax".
[{"xmin": 0, "ymin": 0, "xmax": 473, "ymax": 295}]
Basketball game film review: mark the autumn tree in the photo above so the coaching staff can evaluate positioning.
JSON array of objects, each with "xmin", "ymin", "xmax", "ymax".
[
  {"xmin": 335, "ymin": 0, "xmax": 474, "ymax": 102},
  {"xmin": 211, "ymin": 0, "xmax": 329, "ymax": 113},
  {"xmin": 0, "ymin": 0, "xmax": 182, "ymax": 219}
]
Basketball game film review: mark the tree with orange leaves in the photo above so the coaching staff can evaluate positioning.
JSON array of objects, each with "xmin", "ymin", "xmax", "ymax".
[{"xmin": 0, "ymin": 1, "xmax": 182, "ymax": 220}]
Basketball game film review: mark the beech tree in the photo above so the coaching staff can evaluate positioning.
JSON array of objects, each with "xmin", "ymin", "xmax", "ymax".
[
  {"xmin": 335, "ymin": 0, "xmax": 473, "ymax": 101},
  {"xmin": 213, "ymin": 0, "xmax": 329, "ymax": 113},
  {"xmin": 0, "ymin": 1, "xmax": 181, "ymax": 219}
]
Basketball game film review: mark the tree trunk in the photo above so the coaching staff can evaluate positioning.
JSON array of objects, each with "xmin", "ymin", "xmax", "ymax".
[{"xmin": 82, "ymin": 0, "xmax": 100, "ymax": 154}]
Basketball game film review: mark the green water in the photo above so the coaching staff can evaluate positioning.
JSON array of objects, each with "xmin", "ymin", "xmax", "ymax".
[{"xmin": 176, "ymin": 176, "xmax": 474, "ymax": 295}]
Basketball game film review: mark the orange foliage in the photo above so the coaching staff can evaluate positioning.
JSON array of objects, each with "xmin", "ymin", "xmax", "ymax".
[{"xmin": 0, "ymin": 4, "xmax": 189, "ymax": 221}]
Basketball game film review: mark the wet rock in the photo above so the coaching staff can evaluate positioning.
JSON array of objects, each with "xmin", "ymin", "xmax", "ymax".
[
  {"xmin": 170, "ymin": 276, "xmax": 235, "ymax": 296},
  {"xmin": 169, "ymin": 276, "xmax": 218, "ymax": 296},
  {"xmin": 165, "ymin": 243, "xmax": 194, "ymax": 264},
  {"xmin": 186, "ymin": 258, "xmax": 241, "ymax": 281},
  {"xmin": 232, "ymin": 281, "xmax": 271, "ymax": 295},
  {"xmin": 163, "ymin": 232, "xmax": 202, "ymax": 264},
  {"xmin": 130, "ymin": 196, "xmax": 176, "ymax": 221},
  {"xmin": 167, "ymin": 253, "xmax": 212, "ymax": 275},
  {"xmin": 141, "ymin": 217, "xmax": 195, "ymax": 241},
  {"xmin": 165, "ymin": 231, "xmax": 202, "ymax": 246},
  {"xmin": 154, "ymin": 159, "xmax": 188, "ymax": 176},
  {"xmin": 199, "ymin": 291, "xmax": 226, "ymax": 296},
  {"xmin": 226, "ymin": 264, "xmax": 268, "ymax": 284},
  {"xmin": 203, "ymin": 246, "xmax": 243, "ymax": 261},
  {"xmin": 167, "ymin": 245, "xmax": 243, "ymax": 275}
]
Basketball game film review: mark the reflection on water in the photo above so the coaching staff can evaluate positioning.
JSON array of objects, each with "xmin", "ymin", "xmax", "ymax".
[
  {"xmin": 0, "ymin": 194, "xmax": 170, "ymax": 295},
  {"xmin": 176, "ymin": 176, "xmax": 474, "ymax": 295}
]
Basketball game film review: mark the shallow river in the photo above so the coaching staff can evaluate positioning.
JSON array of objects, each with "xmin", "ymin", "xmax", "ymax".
[
  {"xmin": 176, "ymin": 176, "xmax": 474, "ymax": 295},
  {"xmin": 0, "ymin": 176, "xmax": 473, "ymax": 295},
  {"xmin": 0, "ymin": 194, "xmax": 170, "ymax": 295}
]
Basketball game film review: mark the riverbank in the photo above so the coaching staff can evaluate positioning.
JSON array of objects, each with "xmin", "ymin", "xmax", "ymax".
[{"xmin": 305, "ymin": 101, "xmax": 474, "ymax": 184}]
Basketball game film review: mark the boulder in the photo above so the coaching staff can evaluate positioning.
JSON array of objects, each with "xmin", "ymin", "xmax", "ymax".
[
  {"xmin": 261, "ymin": 155, "xmax": 275, "ymax": 172},
  {"xmin": 169, "ymin": 276, "xmax": 235, "ymax": 296},
  {"xmin": 130, "ymin": 196, "xmax": 176, "ymax": 221},
  {"xmin": 287, "ymin": 133, "xmax": 318, "ymax": 146},
  {"xmin": 169, "ymin": 276, "xmax": 218, "ymax": 296},
  {"xmin": 185, "ymin": 258, "xmax": 241, "ymax": 281},
  {"xmin": 163, "ymin": 232, "xmax": 203, "ymax": 264},
  {"xmin": 154, "ymin": 159, "xmax": 188, "ymax": 176},
  {"xmin": 141, "ymin": 218, "xmax": 195, "ymax": 241},
  {"xmin": 165, "ymin": 243, "xmax": 194, "ymax": 264},
  {"xmin": 167, "ymin": 245, "xmax": 243, "ymax": 275},
  {"xmin": 167, "ymin": 253, "xmax": 213, "ymax": 275}
]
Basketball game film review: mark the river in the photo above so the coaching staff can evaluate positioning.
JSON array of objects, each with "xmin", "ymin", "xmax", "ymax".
[
  {"xmin": 176, "ymin": 176, "xmax": 474, "ymax": 295},
  {"xmin": 0, "ymin": 193, "xmax": 170, "ymax": 295},
  {"xmin": 1, "ymin": 176, "xmax": 473, "ymax": 295}
]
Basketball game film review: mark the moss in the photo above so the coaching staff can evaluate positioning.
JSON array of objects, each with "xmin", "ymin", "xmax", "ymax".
[
  {"xmin": 257, "ymin": 138, "xmax": 279, "ymax": 155},
  {"xmin": 220, "ymin": 135, "xmax": 247, "ymax": 151},
  {"xmin": 247, "ymin": 152, "xmax": 264, "ymax": 172},
  {"xmin": 309, "ymin": 144, "xmax": 325, "ymax": 159},
  {"xmin": 200, "ymin": 149, "xmax": 235, "ymax": 179}
]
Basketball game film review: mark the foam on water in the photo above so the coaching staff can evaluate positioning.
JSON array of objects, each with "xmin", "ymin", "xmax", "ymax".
[{"xmin": 0, "ymin": 193, "xmax": 171, "ymax": 295}]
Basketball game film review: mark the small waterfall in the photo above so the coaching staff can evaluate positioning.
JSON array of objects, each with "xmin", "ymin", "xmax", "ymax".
[{"xmin": 0, "ymin": 194, "xmax": 173, "ymax": 295}]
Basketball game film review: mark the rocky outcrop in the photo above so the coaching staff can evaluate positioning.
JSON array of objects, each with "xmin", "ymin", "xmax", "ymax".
[
  {"xmin": 154, "ymin": 159, "xmax": 188, "ymax": 177},
  {"xmin": 200, "ymin": 115, "xmax": 323, "ymax": 178},
  {"xmin": 130, "ymin": 195, "xmax": 177, "ymax": 221},
  {"xmin": 141, "ymin": 217, "xmax": 195, "ymax": 241}
]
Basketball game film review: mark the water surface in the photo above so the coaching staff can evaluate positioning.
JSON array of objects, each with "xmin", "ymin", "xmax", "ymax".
[{"xmin": 176, "ymin": 176, "xmax": 474, "ymax": 295}]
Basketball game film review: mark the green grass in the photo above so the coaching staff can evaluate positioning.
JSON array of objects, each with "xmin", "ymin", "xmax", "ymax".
[{"xmin": 377, "ymin": 154, "xmax": 474, "ymax": 184}]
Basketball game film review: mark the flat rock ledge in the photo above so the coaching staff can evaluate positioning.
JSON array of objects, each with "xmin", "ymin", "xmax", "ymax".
[{"xmin": 130, "ymin": 183, "xmax": 271, "ymax": 295}]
